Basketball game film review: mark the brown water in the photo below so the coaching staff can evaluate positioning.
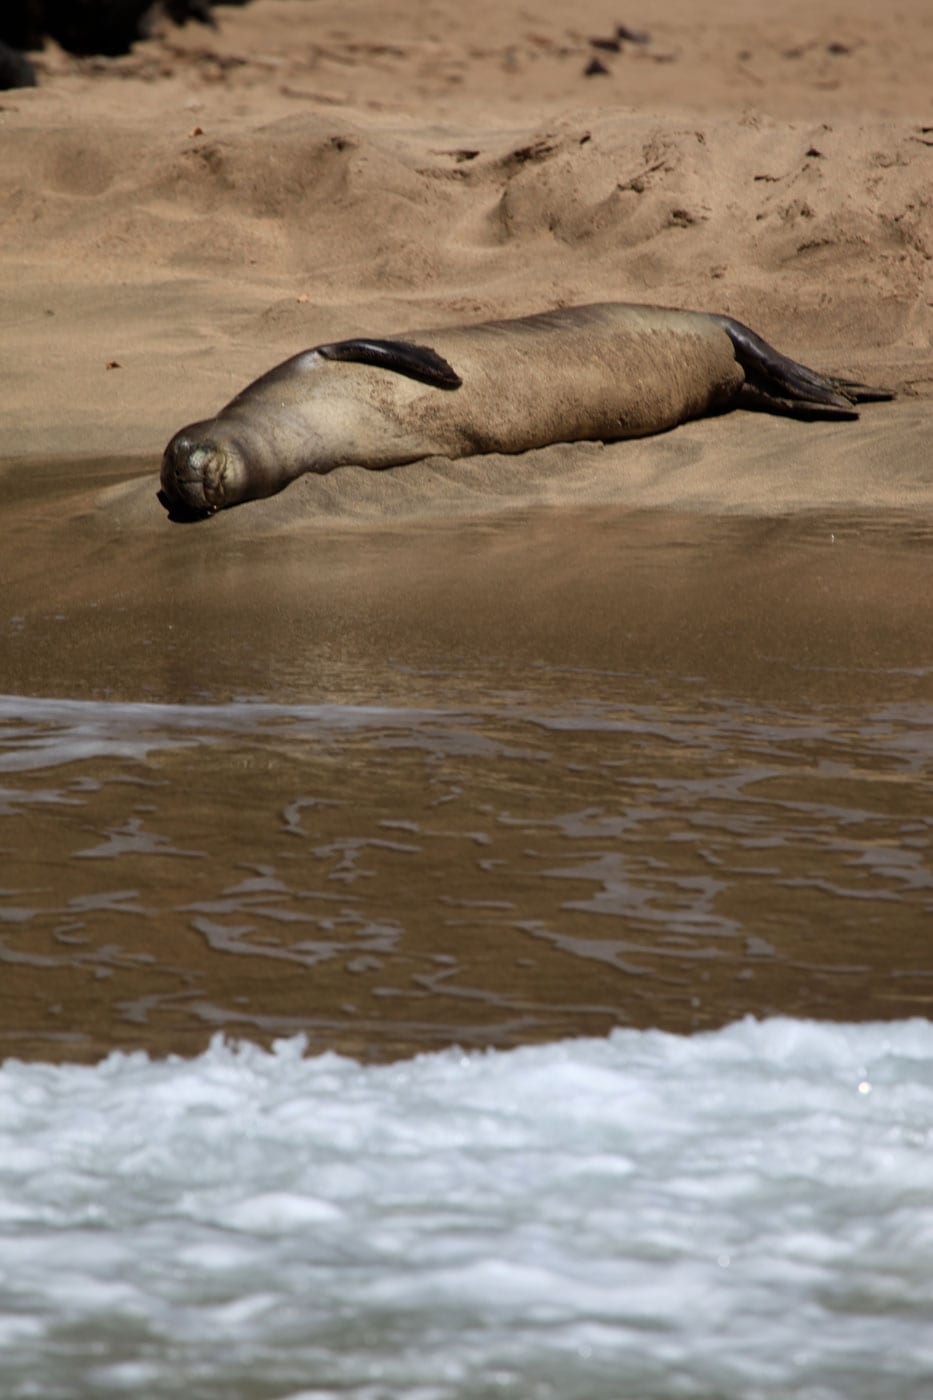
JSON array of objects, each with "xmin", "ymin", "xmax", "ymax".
[{"xmin": 1, "ymin": 459, "xmax": 931, "ymax": 1061}]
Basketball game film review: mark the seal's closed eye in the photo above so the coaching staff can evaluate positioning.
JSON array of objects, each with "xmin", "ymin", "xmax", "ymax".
[{"xmin": 317, "ymin": 338, "xmax": 463, "ymax": 390}]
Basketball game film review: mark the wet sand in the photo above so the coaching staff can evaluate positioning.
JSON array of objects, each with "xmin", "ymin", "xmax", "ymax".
[{"xmin": 2, "ymin": 467, "xmax": 931, "ymax": 1062}]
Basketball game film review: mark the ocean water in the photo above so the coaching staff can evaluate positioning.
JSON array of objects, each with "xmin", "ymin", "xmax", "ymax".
[
  {"xmin": 2, "ymin": 1018, "xmax": 933, "ymax": 1400},
  {"xmin": 2, "ymin": 499, "xmax": 931, "ymax": 1396},
  {"xmin": 2, "ymin": 682, "xmax": 931, "ymax": 1060}
]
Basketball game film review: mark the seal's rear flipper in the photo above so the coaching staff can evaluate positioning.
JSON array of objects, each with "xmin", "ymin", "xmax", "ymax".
[
  {"xmin": 712, "ymin": 314, "xmax": 894, "ymax": 417},
  {"xmin": 823, "ymin": 374, "xmax": 894, "ymax": 403},
  {"xmin": 317, "ymin": 338, "xmax": 463, "ymax": 390}
]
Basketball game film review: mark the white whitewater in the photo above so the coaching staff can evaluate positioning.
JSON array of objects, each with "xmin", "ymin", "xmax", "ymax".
[{"xmin": 2, "ymin": 1017, "xmax": 932, "ymax": 1399}]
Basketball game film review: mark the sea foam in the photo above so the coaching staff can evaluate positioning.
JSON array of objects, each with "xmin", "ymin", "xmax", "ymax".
[{"xmin": 1, "ymin": 1017, "xmax": 932, "ymax": 1399}]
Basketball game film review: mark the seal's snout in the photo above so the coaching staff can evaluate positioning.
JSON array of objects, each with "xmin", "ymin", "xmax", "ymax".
[{"xmin": 160, "ymin": 424, "xmax": 228, "ymax": 516}]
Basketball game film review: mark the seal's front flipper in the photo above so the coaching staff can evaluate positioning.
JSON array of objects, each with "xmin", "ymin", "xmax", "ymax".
[
  {"xmin": 317, "ymin": 338, "xmax": 463, "ymax": 390},
  {"xmin": 712, "ymin": 314, "xmax": 894, "ymax": 417}
]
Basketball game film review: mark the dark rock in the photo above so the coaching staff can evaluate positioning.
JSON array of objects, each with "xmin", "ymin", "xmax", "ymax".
[
  {"xmin": 0, "ymin": 36, "xmax": 36, "ymax": 87},
  {"xmin": 0, "ymin": 0, "xmax": 232, "ymax": 70}
]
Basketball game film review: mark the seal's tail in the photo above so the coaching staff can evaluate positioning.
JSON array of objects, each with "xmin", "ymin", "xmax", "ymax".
[{"xmin": 712, "ymin": 314, "xmax": 895, "ymax": 418}]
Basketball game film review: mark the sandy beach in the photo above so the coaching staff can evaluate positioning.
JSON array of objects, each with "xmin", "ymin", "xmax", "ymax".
[
  {"xmin": 1, "ymin": 1, "xmax": 932, "ymax": 1062},
  {"xmin": 2, "ymin": 0, "xmax": 932, "ymax": 515}
]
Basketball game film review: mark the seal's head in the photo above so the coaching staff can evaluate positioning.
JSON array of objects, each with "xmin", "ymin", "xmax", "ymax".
[{"xmin": 159, "ymin": 423, "xmax": 246, "ymax": 516}]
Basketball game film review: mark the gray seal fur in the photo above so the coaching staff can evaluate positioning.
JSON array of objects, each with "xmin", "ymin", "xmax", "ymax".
[{"xmin": 159, "ymin": 302, "xmax": 893, "ymax": 516}]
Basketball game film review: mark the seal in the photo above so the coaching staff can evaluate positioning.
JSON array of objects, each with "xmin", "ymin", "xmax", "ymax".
[{"xmin": 159, "ymin": 302, "xmax": 893, "ymax": 516}]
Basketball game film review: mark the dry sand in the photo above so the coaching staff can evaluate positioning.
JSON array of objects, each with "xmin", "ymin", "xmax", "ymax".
[{"xmin": 2, "ymin": 0, "xmax": 931, "ymax": 523}]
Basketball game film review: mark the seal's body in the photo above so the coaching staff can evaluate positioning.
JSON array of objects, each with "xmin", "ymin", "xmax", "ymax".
[{"xmin": 160, "ymin": 303, "xmax": 893, "ymax": 516}]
